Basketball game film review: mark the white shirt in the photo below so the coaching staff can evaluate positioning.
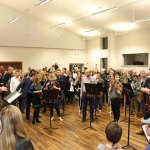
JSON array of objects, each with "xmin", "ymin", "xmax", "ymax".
[{"xmin": 10, "ymin": 76, "xmax": 20, "ymax": 93}]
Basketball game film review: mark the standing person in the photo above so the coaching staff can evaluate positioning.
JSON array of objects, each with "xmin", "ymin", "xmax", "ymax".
[
  {"xmin": 96, "ymin": 73, "xmax": 105, "ymax": 112},
  {"xmin": 29, "ymin": 76, "xmax": 42, "ymax": 124},
  {"xmin": 136, "ymin": 77, "xmax": 150, "ymax": 135},
  {"xmin": 10, "ymin": 70, "xmax": 21, "ymax": 93},
  {"xmin": 100, "ymin": 68, "xmax": 109, "ymax": 104},
  {"xmin": 0, "ymin": 105, "xmax": 34, "ymax": 150},
  {"xmin": 68, "ymin": 75, "xmax": 74, "ymax": 104},
  {"xmin": 109, "ymin": 73, "xmax": 123, "ymax": 122},
  {"xmin": 130, "ymin": 75, "xmax": 141, "ymax": 117},
  {"xmin": 80, "ymin": 69, "xmax": 97, "ymax": 122},
  {"xmin": 16, "ymin": 73, "xmax": 36, "ymax": 120},
  {"xmin": 44, "ymin": 74, "xmax": 63, "ymax": 121}
]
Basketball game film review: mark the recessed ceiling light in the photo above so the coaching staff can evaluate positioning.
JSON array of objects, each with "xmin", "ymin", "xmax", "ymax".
[{"xmin": 8, "ymin": 17, "xmax": 20, "ymax": 24}]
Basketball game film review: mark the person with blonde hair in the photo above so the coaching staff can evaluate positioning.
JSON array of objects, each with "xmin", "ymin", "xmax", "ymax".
[{"xmin": 0, "ymin": 105, "xmax": 34, "ymax": 150}]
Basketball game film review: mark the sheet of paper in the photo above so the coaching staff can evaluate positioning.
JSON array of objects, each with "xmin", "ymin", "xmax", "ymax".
[
  {"xmin": 142, "ymin": 124, "xmax": 150, "ymax": 143},
  {"xmin": 7, "ymin": 92, "xmax": 21, "ymax": 103}
]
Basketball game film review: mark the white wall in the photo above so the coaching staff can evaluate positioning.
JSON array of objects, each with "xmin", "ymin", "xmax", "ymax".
[
  {"xmin": 86, "ymin": 38, "xmax": 108, "ymax": 70},
  {"xmin": 86, "ymin": 29, "xmax": 150, "ymax": 73},
  {"xmin": 114, "ymin": 29, "xmax": 150, "ymax": 73},
  {"xmin": 0, "ymin": 47, "xmax": 86, "ymax": 71}
]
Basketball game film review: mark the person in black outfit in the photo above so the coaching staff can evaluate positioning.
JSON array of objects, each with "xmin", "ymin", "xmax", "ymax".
[
  {"xmin": 109, "ymin": 73, "xmax": 123, "ymax": 122},
  {"xmin": 44, "ymin": 73, "xmax": 63, "ymax": 121},
  {"xmin": 0, "ymin": 105, "xmax": 34, "ymax": 150},
  {"xmin": 16, "ymin": 73, "xmax": 36, "ymax": 120},
  {"xmin": 137, "ymin": 77, "xmax": 150, "ymax": 135},
  {"xmin": 29, "ymin": 76, "xmax": 42, "ymax": 124}
]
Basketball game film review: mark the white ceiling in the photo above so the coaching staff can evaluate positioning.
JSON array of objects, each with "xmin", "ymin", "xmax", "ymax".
[{"xmin": 0, "ymin": 0, "xmax": 150, "ymax": 41}]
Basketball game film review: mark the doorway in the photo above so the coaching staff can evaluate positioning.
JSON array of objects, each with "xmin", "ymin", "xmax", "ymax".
[{"xmin": 100, "ymin": 58, "xmax": 108, "ymax": 71}]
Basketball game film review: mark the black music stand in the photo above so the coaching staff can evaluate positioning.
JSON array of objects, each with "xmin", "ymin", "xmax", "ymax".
[
  {"xmin": 43, "ymin": 89, "xmax": 60, "ymax": 132},
  {"xmin": 83, "ymin": 83, "xmax": 97, "ymax": 131},
  {"xmin": 122, "ymin": 83, "xmax": 137, "ymax": 150},
  {"xmin": 59, "ymin": 81, "xmax": 70, "ymax": 114},
  {"xmin": 94, "ymin": 83, "xmax": 103, "ymax": 119},
  {"xmin": 2, "ymin": 91, "xmax": 22, "ymax": 105}
]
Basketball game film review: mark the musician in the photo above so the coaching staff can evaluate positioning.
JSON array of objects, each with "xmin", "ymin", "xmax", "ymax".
[
  {"xmin": 44, "ymin": 74, "xmax": 63, "ymax": 122},
  {"xmin": 16, "ymin": 73, "xmax": 36, "ymax": 120},
  {"xmin": 139, "ymin": 71, "xmax": 147, "ymax": 113},
  {"xmin": 109, "ymin": 73, "xmax": 123, "ymax": 122},
  {"xmin": 95, "ymin": 73, "xmax": 105, "ymax": 112},
  {"xmin": 131, "ymin": 75, "xmax": 141, "ymax": 117},
  {"xmin": 80, "ymin": 69, "xmax": 97, "ymax": 122},
  {"xmin": 29, "ymin": 76, "xmax": 42, "ymax": 124},
  {"xmin": 120, "ymin": 71, "xmax": 130, "ymax": 105},
  {"xmin": 136, "ymin": 77, "xmax": 150, "ymax": 135},
  {"xmin": 2, "ymin": 66, "xmax": 14, "ymax": 87}
]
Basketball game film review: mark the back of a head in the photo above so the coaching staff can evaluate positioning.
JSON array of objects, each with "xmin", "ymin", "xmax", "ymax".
[
  {"xmin": 105, "ymin": 121, "xmax": 122, "ymax": 145},
  {"xmin": 0, "ymin": 105, "xmax": 28, "ymax": 150}
]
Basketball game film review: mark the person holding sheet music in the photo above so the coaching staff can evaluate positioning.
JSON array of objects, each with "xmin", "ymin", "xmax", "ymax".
[
  {"xmin": 44, "ymin": 74, "xmax": 63, "ymax": 122},
  {"xmin": 109, "ymin": 73, "xmax": 123, "ymax": 122},
  {"xmin": 80, "ymin": 69, "xmax": 97, "ymax": 122},
  {"xmin": 29, "ymin": 76, "xmax": 42, "ymax": 124}
]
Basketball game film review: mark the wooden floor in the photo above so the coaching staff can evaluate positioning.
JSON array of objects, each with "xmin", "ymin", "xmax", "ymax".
[{"xmin": 21, "ymin": 101, "xmax": 147, "ymax": 150}]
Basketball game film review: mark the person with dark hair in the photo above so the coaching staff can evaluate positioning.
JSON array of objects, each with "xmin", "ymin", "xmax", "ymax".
[
  {"xmin": 29, "ymin": 76, "xmax": 42, "ymax": 124},
  {"xmin": 16, "ymin": 73, "xmax": 36, "ymax": 120},
  {"xmin": 109, "ymin": 73, "xmax": 123, "ymax": 122},
  {"xmin": 97, "ymin": 121, "xmax": 123, "ymax": 150},
  {"xmin": 130, "ymin": 75, "xmax": 141, "ymax": 117}
]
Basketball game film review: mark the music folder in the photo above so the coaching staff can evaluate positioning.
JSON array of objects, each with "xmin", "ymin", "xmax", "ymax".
[{"xmin": 3, "ymin": 91, "xmax": 22, "ymax": 104}]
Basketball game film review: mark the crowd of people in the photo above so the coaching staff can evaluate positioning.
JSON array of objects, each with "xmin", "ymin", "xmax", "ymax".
[{"xmin": 0, "ymin": 64, "xmax": 150, "ymax": 149}]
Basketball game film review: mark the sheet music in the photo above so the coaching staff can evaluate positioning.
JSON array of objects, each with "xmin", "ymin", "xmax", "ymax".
[
  {"xmin": 5, "ymin": 92, "xmax": 22, "ymax": 103},
  {"xmin": 142, "ymin": 124, "xmax": 150, "ymax": 143}
]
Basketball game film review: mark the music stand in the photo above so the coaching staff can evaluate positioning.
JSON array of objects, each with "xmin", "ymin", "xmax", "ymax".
[
  {"xmin": 122, "ymin": 83, "xmax": 137, "ymax": 150},
  {"xmin": 83, "ymin": 83, "xmax": 97, "ymax": 131},
  {"xmin": 2, "ymin": 91, "xmax": 22, "ymax": 105},
  {"xmin": 59, "ymin": 81, "xmax": 70, "ymax": 114},
  {"xmin": 43, "ymin": 89, "xmax": 60, "ymax": 132}
]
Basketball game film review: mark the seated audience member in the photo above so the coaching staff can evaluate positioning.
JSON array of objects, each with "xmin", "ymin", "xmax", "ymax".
[
  {"xmin": 97, "ymin": 121, "xmax": 123, "ymax": 150},
  {"xmin": 0, "ymin": 105, "xmax": 34, "ymax": 150}
]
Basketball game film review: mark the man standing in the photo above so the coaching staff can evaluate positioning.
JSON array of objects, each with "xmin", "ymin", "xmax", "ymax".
[
  {"xmin": 16, "ymin": 73, "xmax": 36, "ymax": 120},
  {"xmin": 80, "ymin": 69, "xmax": 97, "ymax": 122}
]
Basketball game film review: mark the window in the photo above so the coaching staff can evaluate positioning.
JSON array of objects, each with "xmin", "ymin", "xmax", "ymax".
[
  {"xmin": 101, "ymin": 37, "xmax": 108, "ymax": 49},
  {"xmin": 123, "ymin": 53, "xmax": 148, "ymax": 66}
]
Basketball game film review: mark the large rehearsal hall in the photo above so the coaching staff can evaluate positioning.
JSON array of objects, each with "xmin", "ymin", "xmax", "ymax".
[{"xmin": 0, "ymin": 0, "xmax": 150, "ymax": 150}]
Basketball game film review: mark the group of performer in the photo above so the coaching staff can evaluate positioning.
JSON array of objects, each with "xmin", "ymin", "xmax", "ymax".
[{"xmin": 0, "ymin": 64, "xmax": 150, "ymax": 125}]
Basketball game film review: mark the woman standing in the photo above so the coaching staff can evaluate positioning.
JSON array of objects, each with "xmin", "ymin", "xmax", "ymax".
[
  {"xmin": 29, "ymin": 76, "xmax": 42, "ymax": 124},
  {"xmin": 109, "ymin": 73, "xmax": 123, "ymax": 122}
]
